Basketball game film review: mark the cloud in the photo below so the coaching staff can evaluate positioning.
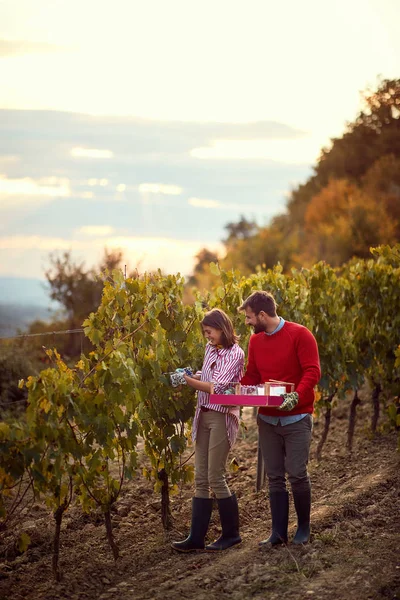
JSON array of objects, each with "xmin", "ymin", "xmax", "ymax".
[
  {"xmin": 0, "ymin": 109, "xmax": 312, "ymax": 274},
  {"xmin": 71, "ymin": 147, "xmax": 113, "ymax": 159},
  {"xmin": 101, "ymin": 235, "xmax": 226, "ymax": 276},
  {"xmin": 0, "ymin": 155, "xmax": 19, "ymax": 165},
  {"xmin": 188, "ymin": 196, "xmax": 271, "ymax": 215},
  {"xmin": 0, "ymin": 175, "xmax": 70, "ymax": 208},
  {"xmin": 0, "ymin": 39, "xmax": 66, "ymax": 58},
  {"xmin": 76, "ymin": 226, "xmax": 116, "ymax": 236},
  {"xmin": 0, "ymin": 234, "xmax": 225, "ymax": 278},
  {"xmin": 190, "ymin": 138, "xmax": 321, "ymax": 165},
  {"xmin": 0, "ymin": 175, "xmax": 70, "ymax": 196},
  {"xmin": 0, "ymin": 236, "xmax": 77, "ymax": 250},
  {"xmin": 0, "ymin": 110, "xmax": 305, "ymax": 162},
  {"xmin": 188, "ymin": 197, "xmax": 221, "ymax": 209},
  {"xmin": 138, "ymin": 183, "xmax": 183, "ymax": 195},
  {"xmin": 87, "ymin": 179, "xmax": 109, "ymax": 186}
]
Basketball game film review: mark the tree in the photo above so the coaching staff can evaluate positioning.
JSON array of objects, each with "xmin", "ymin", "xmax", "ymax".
[
  {"xmin": 223, "ymin": 216, "xmax": 259, "ymax": 244},
  {"xmin": 45, "ymin": 249, "xmax": 123, "ymax": 323},
  {"xmin": 316, "ymin": 78, "xmax": 400, "ymax": 185},
  {"xmin": 362, "ymin": 154, "xmax": 400, "ymax": 238},
  {"xmin": 273, "ymin": 79, "xmax": 400, "ymax": 267},
  {"xmin": 185, "ymin": 79, "xmax": 400, "ymax": 280},
  {"xmin": 300, "ymin": 179, "xmax": 397, "ymax": 266},
  {"xmin": 42, "ymin": 249, "xmax": 124, "ymax": 358},
  {"xmin": 187, "ymin": 248, "xmax": 220, "ymax": 290},
  {"xmin": 222, "ymin": 225, "xmax": 287, "ymax": 273}
]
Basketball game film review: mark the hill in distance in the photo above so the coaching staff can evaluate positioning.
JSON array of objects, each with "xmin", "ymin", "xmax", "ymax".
[{"xmin": 0, "ymin": 277, "xmax": 61, "ymax": 337}]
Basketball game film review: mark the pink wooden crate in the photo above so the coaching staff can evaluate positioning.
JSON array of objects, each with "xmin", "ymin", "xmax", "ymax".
[
  {"xmin": 209, "ymin": 380, "xmax": 294, "ymax": 408},
  {"xmin": 210, "ymin": 394, "xmax": 283, "ymax": 407}
]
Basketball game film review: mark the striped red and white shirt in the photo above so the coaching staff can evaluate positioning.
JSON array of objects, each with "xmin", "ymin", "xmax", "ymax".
[{"xmin": 192, "ymin": 342, "xmax": 245, "ymax": 447}]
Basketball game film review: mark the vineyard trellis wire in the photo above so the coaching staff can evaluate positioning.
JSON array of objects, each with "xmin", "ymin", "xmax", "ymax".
[{"xmin": 0, "ymin": 328, "xmax": 85, "ymax": 341}]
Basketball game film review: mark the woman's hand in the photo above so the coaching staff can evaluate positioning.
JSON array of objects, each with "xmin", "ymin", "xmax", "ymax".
[
  {"xmin": 183, "ymin": 373, "xmax": 195, "ymax": 387},
  {"xmin": 183, "ymin": 374, "xmax": 212, "ymax": 394},
  {"xmin": 183, "ymin": 374, "xmax": 200, "ymax": 386}
]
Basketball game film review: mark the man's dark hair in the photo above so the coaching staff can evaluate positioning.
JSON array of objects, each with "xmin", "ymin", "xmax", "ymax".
[{"xmin": 239, "ymin": 291, "xmax": 277, "ymax": 317}]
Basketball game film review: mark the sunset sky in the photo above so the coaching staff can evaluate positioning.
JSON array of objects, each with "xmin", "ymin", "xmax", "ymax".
[{"xmin": 1, "ymin": 0, "xmax": 399, "ymax": 281}]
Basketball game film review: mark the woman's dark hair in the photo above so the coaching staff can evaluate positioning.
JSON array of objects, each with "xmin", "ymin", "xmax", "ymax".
[
  {"xmin": 239, "ymin": 291, "xmax": 277, "ymax": 317},
  {"xmin": 201, "ymin": 308, "xmax": 239, "ymax": 348}
]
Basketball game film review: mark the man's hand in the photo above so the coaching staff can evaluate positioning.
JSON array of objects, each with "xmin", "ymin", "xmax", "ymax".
[{"xmin": 278, "ymin": 391, "xmax": 299, "ymax": 411}]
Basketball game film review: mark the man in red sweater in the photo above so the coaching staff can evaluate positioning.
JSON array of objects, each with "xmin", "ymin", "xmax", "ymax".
[{"xmin": 239, "ymin": 291, "xmax": 321, "ymax": 546}]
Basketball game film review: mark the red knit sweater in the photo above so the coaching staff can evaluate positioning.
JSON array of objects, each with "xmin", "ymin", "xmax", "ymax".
[{"xmin": 241, "ymin": 321, "xmax": 321, "ymax": 417}]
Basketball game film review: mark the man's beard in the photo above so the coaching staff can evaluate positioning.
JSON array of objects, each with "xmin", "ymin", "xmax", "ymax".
[{"xmin": 253, "ymin": 318, "xmax": 267, "ymax": 334}]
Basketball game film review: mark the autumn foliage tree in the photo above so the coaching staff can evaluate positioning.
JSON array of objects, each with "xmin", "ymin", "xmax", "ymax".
[
  {"xmin": 197, "ymin": 78, "xmax": 400, "ymax": 273},
  {"xmin": 362, "ymin": 154, "xmax": 400, "ymax": 239},
  {"xmin": 300, "ymin": 179, "xmax": 397, "ymax": 266}
]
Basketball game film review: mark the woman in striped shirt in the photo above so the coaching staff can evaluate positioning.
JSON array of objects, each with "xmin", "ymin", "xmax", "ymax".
[{"xmin": 171, "ymin": 308, "xmax": 244, "ymax": 553}]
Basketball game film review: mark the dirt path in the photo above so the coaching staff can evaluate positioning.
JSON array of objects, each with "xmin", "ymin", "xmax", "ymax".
[{"xmin": 1, "ymin": 397, "xmax": 399, "ymax": 600}]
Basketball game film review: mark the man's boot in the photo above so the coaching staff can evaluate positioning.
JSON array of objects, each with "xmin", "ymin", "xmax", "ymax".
[
  {"xmin": 292, "ymin": 488, "xmax": 311, "ymax": 544},
  {"xmin": 259, "ymin": 491, "xmax": 289, "ymax": 546},
  {"xmin": 205, "ymin": 493, "xmax": 241, "ymax": 551},
  {"xmin": 171, "ymin": 497, "xmax": 213, "ymax": 552}
]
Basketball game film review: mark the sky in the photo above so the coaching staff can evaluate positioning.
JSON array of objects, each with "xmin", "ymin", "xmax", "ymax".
[{"xmin": 0, "ymin": 0, "xmax": 399, "ymax": 284}]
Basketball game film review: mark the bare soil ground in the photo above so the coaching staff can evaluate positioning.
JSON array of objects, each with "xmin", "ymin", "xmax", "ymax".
[{"xmin": 1, "ymin": 392, "xmax": 399, "ymax": 600}]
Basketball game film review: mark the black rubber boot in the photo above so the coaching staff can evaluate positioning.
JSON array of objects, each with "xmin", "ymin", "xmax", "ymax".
[
  {"xmin": 171, "ymin": 497, "xmax": 213, "ymax": 553},
  {"xmin": 205, "ymin": 493, "xmax": 242, "ymax": 551},
  {"xmin": 259, "ymin": 491, "xmax": 289, "ymax": 546},
  {"xmin": 292, "ymin": 488, "xmax": 311, "ymax": 544}
]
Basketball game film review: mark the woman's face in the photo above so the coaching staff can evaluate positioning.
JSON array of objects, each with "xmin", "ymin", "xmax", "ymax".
[{"xmin": 202, "ymin": 326, "xmax": 223, "ymax": 346}]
